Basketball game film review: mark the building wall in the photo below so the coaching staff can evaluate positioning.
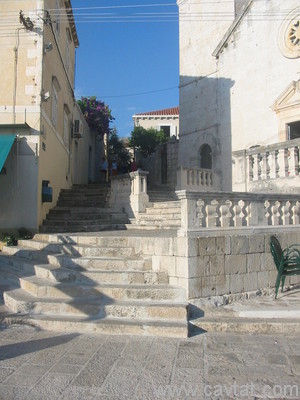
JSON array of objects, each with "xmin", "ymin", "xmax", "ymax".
[
  {"xmin": 177, "ymin": 0, "xmax": 300, "ymax": 191},
  {"xmin": 0, "ymin": 0, "xmax": 96, "ymax": 232},
  {"xmin": 133, "ymin": 115, "xmax": 179, "ymax": 139}
]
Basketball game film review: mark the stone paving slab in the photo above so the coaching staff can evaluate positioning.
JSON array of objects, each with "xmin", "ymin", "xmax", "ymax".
[{"xmin": 0, "ymin": 323, "xmax": 299, "ymax": 400}]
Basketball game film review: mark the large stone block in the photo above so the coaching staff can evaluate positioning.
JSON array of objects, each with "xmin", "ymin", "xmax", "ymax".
[
  {"xmin": 261, "ymin": 252, "xmax": 275, "ymax": 272},
  {"xmin": 152, "ymin": 256, "xmax": 176, "ymax": 276},
  {"xmin": 198, "ymin": 237, "xmax": 216, "ymax": 256},
  {"xmin": 176, "ymin": 257, "xmax": 190, "ymax": 279},
  {"xmin": 257, "ymin": 270, "xmax": 269, "ymax": 288},
  {"xmin": 201, "ymin": 275, "xmax": 217, "ymax": 298},
  {"xmin": 246, "ymin": 253, "xmax": 261, "ymax": 273},
  {"xmin": 248, "ymin": 234, "xmax": 265, "ymax": 253},
  {"xmin": 188, "ymin": 277, "xmax": 202, "ymax": 298},
  {"xmin": 225, "ymin": 255, "xmax": 247, "ymax": 275},
  {"xmin": 243, "ymin": 272, "xmax": 258, "ymax": 292},
  {"xmin": 229, "ymin": 273, "xmax": 244, "ymax": 294},
  {"xmin": 153, "ymin": 238, "xmax": 174, "ymax": 256},
  {"xmin": 215, "ymin": 274, "xmax": 230, "ymax": 296},
  {"xmin": 209, "ymin": 255, "xmax": 225, "ymax": 276},
  {"xmin": 175, "ymin": 237, "xmax": 198, "ymax": 257},
  {"xmin": 186, "ymin": 256, "xmax": 209, "ymax": 279},
  {"xmin": 230, "ymin": 236, "xmax": 249, "ymax": 255},
  {"xmin": 215, "ymin": 236, "xmax": 231, "ymax": 255}
]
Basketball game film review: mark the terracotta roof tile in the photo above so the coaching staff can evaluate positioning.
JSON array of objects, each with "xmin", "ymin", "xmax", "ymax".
[{"xmin": 135, "ymin": 106, "xmax": 179, "ymax": 116}]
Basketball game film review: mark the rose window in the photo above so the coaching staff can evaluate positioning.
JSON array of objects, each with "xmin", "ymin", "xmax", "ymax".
[{"xmin": 289, "ymin": 20, "xmax": 300, "ymax": 47}]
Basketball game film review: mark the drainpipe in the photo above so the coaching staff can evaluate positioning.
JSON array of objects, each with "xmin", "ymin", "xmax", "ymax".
[{"xmin": 13, "ymin": 29, "xmax": 21, "ymax": 124}]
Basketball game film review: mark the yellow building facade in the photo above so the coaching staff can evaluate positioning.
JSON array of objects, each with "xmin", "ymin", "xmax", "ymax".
[{"xmin": 0, "ymin": 0, "xmax": 96, "ymax": 232}]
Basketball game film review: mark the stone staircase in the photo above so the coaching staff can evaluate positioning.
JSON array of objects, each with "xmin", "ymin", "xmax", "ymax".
[
  {"xmin": 127, "ymin": 186, "xmax": 181, "ymax": 230},
  {"xmin": 0, "ymin": 233, "xmax": 188, "ymax": 337},
  {"xmin": 40, "ymin": 184, "xmax": 129, "ymax": 233}
]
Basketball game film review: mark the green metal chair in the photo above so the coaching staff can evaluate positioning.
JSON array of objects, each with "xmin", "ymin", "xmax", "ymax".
[{"xmin": 270, "ymin": 235, "xmax": 300, "ymax": 299}]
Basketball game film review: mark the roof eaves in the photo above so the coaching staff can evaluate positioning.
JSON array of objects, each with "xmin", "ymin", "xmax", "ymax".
[
  {"xmin": 212, "ymin": 0, "xmax": 254, "ymax": 58},
  {"xmin": 64, "ymin": 0, "xmax": 79, "ymax": 48}
]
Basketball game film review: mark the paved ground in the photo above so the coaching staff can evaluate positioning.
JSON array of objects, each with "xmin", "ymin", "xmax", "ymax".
[{"xmin": 0, "ymin": 322, "xmax": 299, "ymax": 400}]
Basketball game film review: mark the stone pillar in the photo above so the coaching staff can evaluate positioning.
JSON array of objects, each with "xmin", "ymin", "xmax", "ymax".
[
  {"xmin": 176, "ymin": 191, "xmax": 200, "ymax": 237},
  {"xmin": 129, "ymin": 170, "xmax": 149, "ymax": 215}
]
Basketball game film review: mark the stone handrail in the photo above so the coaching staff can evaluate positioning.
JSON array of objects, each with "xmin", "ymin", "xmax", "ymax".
[
  {"xmin": 233, "ymin": 139, "xmax": 300, "ymax": 192},
  {"xmin": 177, "ymin": 167, "xmax": 214, "ymax": 191},
  {"xmin": 176, "ymin": 190, "xmax": 300, "ymax": 236}
]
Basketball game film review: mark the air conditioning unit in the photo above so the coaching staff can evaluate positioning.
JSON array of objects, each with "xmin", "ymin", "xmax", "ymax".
[{"xmin": 72, "ymin": 119, "xmax": 82, "ymax": 139}]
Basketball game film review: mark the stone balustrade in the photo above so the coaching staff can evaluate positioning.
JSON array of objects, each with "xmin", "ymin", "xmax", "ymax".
[
  {"xmin": 233, "ymin": 139, "xmax": 300, "ymax": 193},
  {"xmin": 176, "ymin": 166, "xmax": 214, "ymax": 191},
  {"xmin": 176, "ymin": 190, "xmax": 300, "ymax": 237}
]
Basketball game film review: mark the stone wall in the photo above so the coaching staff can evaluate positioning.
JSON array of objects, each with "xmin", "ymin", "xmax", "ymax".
[{"xmin": 122, "ymin": 230, "xmax": 300, "ymax": 300}]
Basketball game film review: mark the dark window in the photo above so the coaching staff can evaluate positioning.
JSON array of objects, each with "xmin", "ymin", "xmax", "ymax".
[
  {"xmin": 160, "ymin": 126, "xmax": 171, "ymax": 138},
  {"xmin": 200, "ymin": 144, "xmax": 212, "ymax": 169},
  {"xmin": 287, "ymin": 121, "xmax": 300, "ymax": 140}
]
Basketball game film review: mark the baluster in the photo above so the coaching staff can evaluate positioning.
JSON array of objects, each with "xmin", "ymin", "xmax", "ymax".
[
  {"xmin": 288, "ymin": 146, "xmax": 298, "ymax": 177},
  {"xmin": 233, "ymin": 200, "xmax": 243, "ymax": 227},
  {"xmin": 206, "ymin": 199, "xmax": 219, "ymax": 228},
  {"xmin": 248, "ymin": 155, "xmax": 254, "ymax": 181},
  {"xmin": 201, "ymin": 171, "xmax": 204, "ymax": 187},
  {"xmin": 253, "ymin": 154, "xmax": 261, "ymax": 181},
  {"xmin": 270, "ymin": 201, "xmax": 280, "ymax": 225},
  {"xmin": 268, "ymin": 150, "xmax": 277, "ymax": 179},
  {"xmin": 261, "ymin": 153, "xmax": 269, "ymax": 180},
  {"xmin": 277, "ymin": 148, "xmax": 288, "ymax": 178},
  {"xmin": 265, "ymin": 200, "xmax": 271, "ymax": 225},
  {"xmin": 196, "ymin": 170, "xmax": 200, "ymax": 187},
  {"xmin": 241, "ymin": 200, "xmax": 249, "ymax": 226},
  {"xmin": 219, "ymin": 200, "xmax": 231, "ymax": 228},
  {"xmin": 292, "ymin": 201, "xmax": 300, "ymax": 225},
  {"xmin": 196, "ymin": 199, "xmax": 206, "ymax": 227},
  {"xmin": 282, "ymin": 201, "xmax": 291, "ymax": 225}
]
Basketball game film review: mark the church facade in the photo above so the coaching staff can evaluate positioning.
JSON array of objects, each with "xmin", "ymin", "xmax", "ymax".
[{"xmin": 177, "ymin": 0, "xmax": 300, "ymax": 193}]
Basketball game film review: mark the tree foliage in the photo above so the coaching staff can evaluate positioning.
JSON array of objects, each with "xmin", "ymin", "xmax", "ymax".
[
  {"xmin": 129, "ymin": 127, "xmax": 168, "ymax": 157},
  {"xmin": 77, "ymin": 96, "xmax": 114, "ymax": 136},
  {"xmin": 109, "ymin": 127, "xmax": 131, "ymax": 168}
]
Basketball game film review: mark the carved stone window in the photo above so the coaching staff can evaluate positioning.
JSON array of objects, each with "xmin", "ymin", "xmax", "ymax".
[{"xmin": 278, "ymin": 8, "xmax": 300, "ymax": 59}]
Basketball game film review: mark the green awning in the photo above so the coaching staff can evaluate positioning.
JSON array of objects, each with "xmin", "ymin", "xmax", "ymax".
[{"xmin": 0, "ymin": 134, "xmax": 16, "ymax": 172}]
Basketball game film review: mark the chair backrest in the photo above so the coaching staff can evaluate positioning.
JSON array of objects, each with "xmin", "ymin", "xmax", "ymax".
[{"xmin": 270, "ymin": 235, "xmax": 283, "ymax": 271}]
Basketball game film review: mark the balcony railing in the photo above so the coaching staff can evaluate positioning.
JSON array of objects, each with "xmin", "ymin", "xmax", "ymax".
[
  {"xmin": 233, "ymin": 139, "xmax": 300, "ymax": 192},
  {"xmin": 177, "ymin": 167, "xmax": 214, "ymax": 191},
  {"xmin": 176, "ymin": 190, "xmax": 300, "ymax": 237}
]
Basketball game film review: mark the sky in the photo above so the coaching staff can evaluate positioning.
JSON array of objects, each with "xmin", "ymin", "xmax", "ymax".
[{"xmin": 71, "ymin": 0, "xmax": 179, "ymax": 137}]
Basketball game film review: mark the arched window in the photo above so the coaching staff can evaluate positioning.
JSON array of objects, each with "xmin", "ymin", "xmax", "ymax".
[{"xmin": 200, "ymin": 144, "xmax": 212, "ymax": 169}]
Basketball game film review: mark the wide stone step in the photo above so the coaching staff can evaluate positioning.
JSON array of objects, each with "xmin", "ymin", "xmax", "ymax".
[
  {"xmin": 46, "ymin": 212, "xmax": 126, "ymax": 221},
  {"xmin": 126, "ymin": 223, "xmax": 179, "ymax": 231},
  {"xmin": 42, "ymin": 218, "xmax": 128, "ymax": 227},
  {"xmin": 0, "ymin": 257, "xmax": 76, "ymax": 283},
  {"xmin": 152, "ymin": 201, "xmax": 180, "ymax": 208},
  {"xmin": 4, "ymin": 241, "xmax": 137, "ymax": 258},
  {"xmin": 4, "ymin": 288, "xmax": 187, "ymax": 321},
  {"xmin": 0, "ymin": 255, "xmax": 157, "ymax": 285},
  {"xmin": 18, "ymin": 276, "xmax": 185, "ymax": 301},
  {"xmin": 48, "ymin": 254, "xmax": 151, "ymax": 271},
  {"xmin": 57, "ymin": 201, "xmax": 108, "ymax": 207},
  {"xmin": 138, "ymin": 213, "xmax": 180, "ymax": 221},
  {"xmin": 145, "ymin": 207, "xmax": 181, "ymax": 215},
  {"xmin": 2, "ymin": 313, "xmax": 188, "ymax": 338},
  {"xmin": 39, "ymin": 224, "xmax": 127, "ymax": 234},
  {"xmin": 132, "ymin": 219, "xmax": 181, "ymax": 227},
  {"xmin": 33, "ymin": 234, "xmax": 132, "ymax": 247},
  {"xmin": 49, "ymin": 207, "xmax": 118, "ymax": 214}
]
